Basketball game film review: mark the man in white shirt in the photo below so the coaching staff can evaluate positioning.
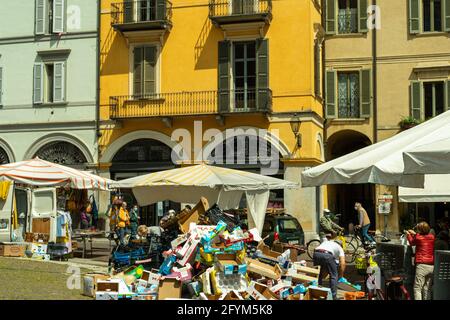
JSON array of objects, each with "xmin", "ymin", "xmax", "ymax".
[{"xmin": 312, "ymin": 238, "xmax": 346, "ymax": 300}]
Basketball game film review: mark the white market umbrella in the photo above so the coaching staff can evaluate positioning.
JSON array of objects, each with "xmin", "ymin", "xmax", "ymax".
[
  {"xmin": 301, "ymin": 112, "xmax": 450, "ymax": 188},
  {"xmin": 110, "ymin": 164, "xmax": 298, "ymax": 232},
  {"xmin": 403, "ymin": 134, "xmax": 450, "ymax": 175},
  {"xmin": 0, "ymin": 157, "xmax": 111, "ymax": 190}
]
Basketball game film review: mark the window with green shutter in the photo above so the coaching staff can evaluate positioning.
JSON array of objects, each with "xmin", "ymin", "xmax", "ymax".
[
  {"xmin": 218, "ymin": 40, "xmax": 231, "ymax": 113},
  {"xmin": 445, "ymin": 0, "xmax": 450, "ymax": 31},
  {"xmin": 409, "ymin": 0, "xmax": 420, "ymax": 34},
  {"xmin": 33, "ymin": 63, "xmax": 44, "ymax": 104},
  {"xmin": 358, "ymin": 0, "xmax": 368, "ymax": 32},
  {"xmin": 256, "ymin": 39, "xmax": 269, "ymax": 111},
  {"xmin": 133, "ymin": 46, "xmax": 157, "ymax": 97},
  {"xmin": 410, "ymin": 81, "xmax": 422, "ymax": 120},
  {"xmin": 52, "ymin": 0, "xmax": 65, "ymax": 33},
  {"xmin": 360, "ymin": 69, "xmax": 371, "ymax": 117},
  {"xmin": 325, "ymin": 70, "xmax": 337, "ymax": 118},
  {"xmin": 35, "ymin": 0, "xmax": 46, "ymax": 35},
  {"xmin": 53, "ymin": 62, "xmax": 65, "ymax": 102},
  {"xmin": 325, "ymin": 0, "xmax": 336, "ymax": 34}
]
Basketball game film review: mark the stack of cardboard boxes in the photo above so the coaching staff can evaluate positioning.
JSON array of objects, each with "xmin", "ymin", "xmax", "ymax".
[{"xmin": 87, "ymin": 198, "xmax": 332, "ymax": 301}]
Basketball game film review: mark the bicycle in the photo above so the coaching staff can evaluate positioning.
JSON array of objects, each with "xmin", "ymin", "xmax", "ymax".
[{"xmin": 306, "ymin": 231, "xmax": 357, "ymax": 264}]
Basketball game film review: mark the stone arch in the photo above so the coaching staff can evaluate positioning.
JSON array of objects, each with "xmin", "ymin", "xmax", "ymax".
[
  {"xmin": 199, "ymin": 126, "xmax": 291, "ymax": 162},
  {"xmin": 24, "ymin": 133, "xmax": 94, "ymax": 164},
  {"xmin": 100, "ymin": 130, "xmax": 189, "ymax": 163},
  {"xmin": 0, "ymin": 138, "xmax": 15, "ymax": 164}
]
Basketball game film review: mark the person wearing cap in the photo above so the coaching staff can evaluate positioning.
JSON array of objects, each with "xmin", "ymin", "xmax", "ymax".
[
  {"xmin": 313, "ymin": 236, "xmax": 346, "ymax": 300},
  {"xmin": 319, "ymin": 209, "xmax": 344, "ymax": 242}
]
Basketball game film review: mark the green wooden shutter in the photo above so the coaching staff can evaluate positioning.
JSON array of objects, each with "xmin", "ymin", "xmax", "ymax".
[
  {"xmin": 134, "ymin": 47, "xmax": 143, "ymax": 96},
  {"xmin": 53, "ymin": 0, "xmax": 65, "ymax": 33},
  {"xmin": 410, "ymin": 81, "xmax": 422, "ymax": 120},
  {"xmin": 445, "ymin": 0, "xmax": 450, "ymax": 32},
  {"xmin": 358, "ymin": 0, "xmax": 368, "ymax": 32},
  {"xmin": 144, "ymin": 46, "xmax": 157, "ymax": 95},
  {"xmin": 446, "ymin": 80, "xmax": 450, "ymax": 111},
  {"xmin": 218, "ymin": 41, "xmax": 231, "ymax": 113},
  {"xmin": 33, "ymin": 63, "xmax": 44, "ymax": 104},
  {"xmin": 360, "ymin": 69, "xmax": 371, "ymax": 118},
  {"xmin": 256, "ymin": 39, "xmax": 269, "ymax": 111},
  {"xmin": 53, "ymin": 62, "xmax": 65, "ymax": 102},
  {"xmin": 325, "ymin": 0, "xmax": 336, "ymax": 35},
  {"xmin": 35, "ymin": 0, "xmax": 46, "ymax": 35},
  {"xmin": 124, "ymin": 0, "xmax": 134, "ymax": 23},
  {"xmin": 156, "ymin": 0, "xmax": 166, "ymax": 20},
  {"xmin": 409, "ymin": 0, "xmax": 420, "ymax": 34},
  {"xmin": 0, "ymin": 67, "xmax": 3, "ymax": 105},
  {"xmin": 325, "ymin": 70, "xmax": 337, "ymax": 118}
]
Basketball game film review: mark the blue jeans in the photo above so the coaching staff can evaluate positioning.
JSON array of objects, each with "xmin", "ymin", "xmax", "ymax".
[
  {"xmin": 116, "ymin": 228, "xmax": 126, "ymax": 246},
  {"xmin": 313, "ymin": 251, "xmax": 338, "ymax": 300},
  {"xmin": 362, "ymin": 224, "xmax": 375, "ymax": 243}
]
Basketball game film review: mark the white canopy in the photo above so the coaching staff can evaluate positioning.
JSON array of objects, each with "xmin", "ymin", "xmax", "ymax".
[
  {"xmin": 110, "ymin": 164, "xmax": 298, "ymax": 233},
  {"xmin": 0, "ymin": 157, "xmax": 111, "ymax": 190},
  {"xmin": 301, "ymin": 111, "xmax": 450, "ymax": 188},
  {"xmin": 399, "ymin": 175, "xmax": 450, "ymax": 203},
  {"xmin": 403, "ymin": 116, "xmax": 450, "ymax": 175}
]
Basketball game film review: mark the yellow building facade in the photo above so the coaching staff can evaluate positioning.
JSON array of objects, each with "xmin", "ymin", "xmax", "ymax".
[{"xmin": 98, "ymin": 0, "xmax": 326, "ymax": 238}]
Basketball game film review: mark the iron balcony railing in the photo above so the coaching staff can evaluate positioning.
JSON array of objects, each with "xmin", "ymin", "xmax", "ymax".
[
  {"xmin": 337, "ymin": 11, "xmax": 358, "ymax": 34},
  {"xmin": 109, "ymin": 89, "xmax": 272, "ymax": 119},
  {"xmin": 209, "ymin": 0, "xmax": 272, "ymax": 18},
  {"xmin": 111, "ymin": 0, "xmax": 172, "ymax": 26}
]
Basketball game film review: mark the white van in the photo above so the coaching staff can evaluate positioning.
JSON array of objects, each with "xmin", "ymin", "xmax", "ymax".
[{"xmin": 0, "ymin": 183, "xmax": 57, "ymax": 243}]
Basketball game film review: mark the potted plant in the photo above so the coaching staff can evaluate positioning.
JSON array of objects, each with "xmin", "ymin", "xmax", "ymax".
[{"xmin": 399, "ymin": 116, "xmax": 421, "ymax": 131}]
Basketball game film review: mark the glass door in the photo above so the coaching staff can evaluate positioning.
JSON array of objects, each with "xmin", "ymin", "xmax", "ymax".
[{"xmin": 233, "ymin": 42, "xmax": 256, "ymax": 111}]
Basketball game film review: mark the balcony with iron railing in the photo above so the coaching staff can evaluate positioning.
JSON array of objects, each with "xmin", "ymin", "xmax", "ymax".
[
  {"xmin": 209, "ymin": 0, "xmax": 272, "ymax": 26},
  {"xmin": 111, "ymin": 0, "xmax": 172, "ymax": 32},
  {"xmin": 109, "ymin": 89, "xmax": 272, "ymax": 119}
]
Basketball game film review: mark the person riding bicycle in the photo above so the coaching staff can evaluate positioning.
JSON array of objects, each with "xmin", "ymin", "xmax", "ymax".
[
  {"xmin": 319, "ymin": 209, "xmax": 344, "ymax": 242},
  {"xmin": 354, "ymin": 202, "xmax": 376, "ymax": 245}
]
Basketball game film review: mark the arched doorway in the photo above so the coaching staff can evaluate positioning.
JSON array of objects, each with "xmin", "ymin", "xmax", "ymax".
[
  {"xmin": 207, "ymin": 135, "xmax": 285, "ymax": 208},
  {"xmin": 326, "ymin": 130, "xmax": 375, "ymax": 229},
  {"xmin": 34, "ymin": 141, "xmax": 88, "ymax": 167},
  {"xmin": 0, "ymin": 147, "xmax": 9, "ymax": 165},
  {"xmin": 110, "ymin": 138, "xmax": 180, "ymax": 226}
]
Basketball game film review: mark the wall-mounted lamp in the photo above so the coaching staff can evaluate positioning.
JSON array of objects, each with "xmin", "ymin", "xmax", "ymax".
[{"xmin": 290, "ymin": 113, "xmax": 302, "ymax": 149}]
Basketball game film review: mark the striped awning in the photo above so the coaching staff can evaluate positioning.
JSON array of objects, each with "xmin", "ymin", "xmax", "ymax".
[
  {"xmin": 0, "ymin": 157, "xmax": 111, "ymax": 190},
  {"xmin": 111, "ymin": 164, "xmax": 298, "ymax": 191}
]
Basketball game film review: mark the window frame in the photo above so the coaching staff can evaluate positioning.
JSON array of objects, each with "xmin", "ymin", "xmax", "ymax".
[
  {"xmin": 337, "ymin": 0, "xmax": 359, "ymax": 34},
  {"xmin": 423, "ymin": 80, "xmax": 445, "ymax": 119},
  {"xmin": 129, "ymin": 42, "xmax": 161, "ymax": 97},
  {"xmin": 231, "ymin": 41, "xmax": 257, "ymax": 111},
  {"xmin": 422, "ymin": 0, "xmax": 443, "ymax": 32},
  {"xmin": 33, "ymin": 60, "xmax": 66, "ymax": 105},
  {"xmin": 337, "ymin": 70, "xmax": 361, "ymax": 119}
]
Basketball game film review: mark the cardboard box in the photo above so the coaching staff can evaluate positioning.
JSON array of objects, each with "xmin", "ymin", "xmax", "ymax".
[
  {"xmin": 287, "ymin": 266, "xmax": 319, "ymax": 284},
  {"xmin": 96, "ymin": 279, "xmax": 135, "ymax": 299},
  {"xmin": 82, "ymin": 273, "xmax": 111, "ymax": 297},
  {"xmin": 200, "ymin": 267, "xmax": 213, "ymax": 295},
  {"xmin": 30, "ymin": 243, "xmax": 48, "ymax": 255},
  {"xmin": 0, "ymin": 243, "xmax": 25, "ymax": 257},
  {"xmin": 158, "ymin": 278, "xmax": 182, "ymax": 300},
  {"xmin": 247, "ymin": 281, "xmax": 279, "ymax": 300},
  {"xmin": 178, "ymin": 197, "xmax": 209, "ymax": 233},
  {"xmin": 141, "ymin": 270, "xmax": 161, "ymax": 285},
  {"xmin": 177, "ymin": 237, "xmax": 200, "ymax": 267},
  {"xmin": 257, "ymin": 242, "xmax": 281, "ymax": 260},
  {"xmin": 215, "ymin": 253, "xmax": 247, "ymax": 275},
  {"xmin": 246, "ymin": 258, "xmax": 282, "ymax": 280},
  {"xmin": 303, "ymin": 286, "xmax": 333, "ymax": 300},
  {"xmin": 272, "ymin": 242, "xmax": 299, "ymax": 262},
  {"xmin": 210, "ymin": 269, "xmax": 248, "ymax": 295},
  {"xmin": 95, "ymin": 291, "xmax": 119, "ymax": 300}
]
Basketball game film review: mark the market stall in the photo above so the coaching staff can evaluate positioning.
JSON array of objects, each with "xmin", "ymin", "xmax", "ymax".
[
  {"xmin": 110, "ymin": 163, "xmax": 298, "ymax": 234},
  {"xmin": 0, "ymin": 157, "xmax": 111, "ymax": 260}
]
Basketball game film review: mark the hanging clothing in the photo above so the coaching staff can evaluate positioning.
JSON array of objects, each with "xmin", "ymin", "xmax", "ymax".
[
  {"xmin": 0, "ymin": 181, "xmax": 12, "ymax": 201},
  {"xmin": 89, "ymin": 195, "xmax": 99, "ymax": 228}
]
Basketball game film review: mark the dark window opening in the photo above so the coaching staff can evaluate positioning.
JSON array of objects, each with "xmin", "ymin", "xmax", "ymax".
[
  {"xmin": 423, "ymin": 0, "xmax": 442, "ymax": 32},
  {"xmin": 233, "ymin": 42, "xmax": 257, "ymax": 110},
  {"xmin": 424, "ymin": 82, "xmax": 444, "ymax": 119}
]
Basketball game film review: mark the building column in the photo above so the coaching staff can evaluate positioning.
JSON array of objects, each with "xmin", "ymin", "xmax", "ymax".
[
  {"xmin": 376, "ymin": 185, "xmax": 400, "ymax": 236},
  {"xmin": 283, "ymin": 159, "xmax": 323, "ymax": 242}
]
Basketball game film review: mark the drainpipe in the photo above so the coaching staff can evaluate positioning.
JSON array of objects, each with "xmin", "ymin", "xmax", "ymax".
[
  {"xmin": 95, "ymin": 0, "xmax": 101, "ymax": 160},
  {"xmin": 372, "ymin": 0, "xmax": 378, "ymax": 143}
]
